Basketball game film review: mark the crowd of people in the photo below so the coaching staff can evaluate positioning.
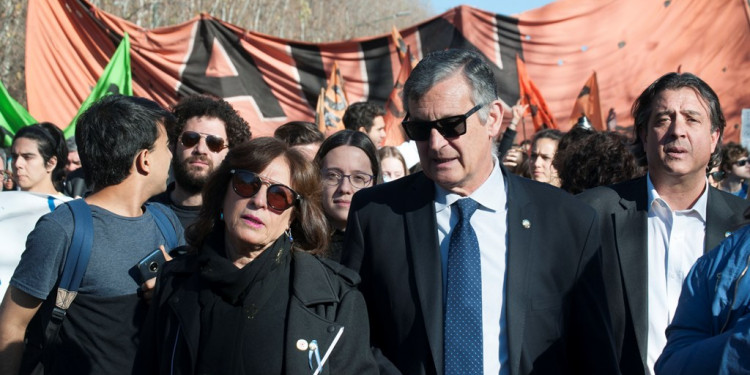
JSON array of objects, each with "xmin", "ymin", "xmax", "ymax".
[{"xmin": 1, "ymin": 48, "xmax": 750, "ymax": 375}]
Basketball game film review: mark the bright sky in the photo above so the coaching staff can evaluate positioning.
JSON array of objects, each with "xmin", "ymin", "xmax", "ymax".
[{"xmin": 430, "ymin": 0, "xmax": 555, "ymax": 15}]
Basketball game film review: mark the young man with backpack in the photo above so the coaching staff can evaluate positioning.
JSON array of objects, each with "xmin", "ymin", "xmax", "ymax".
[{"xmin": 0, "ymin": 95, "xmax": 184, "ymax": 374}]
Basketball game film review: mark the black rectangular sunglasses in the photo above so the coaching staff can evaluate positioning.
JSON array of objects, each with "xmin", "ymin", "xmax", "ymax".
[{"xmin": 401, "ymin": 103, "xmax": 484, "ymax": 141}]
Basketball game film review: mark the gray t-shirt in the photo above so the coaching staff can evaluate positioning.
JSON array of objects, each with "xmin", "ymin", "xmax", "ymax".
[{"xmin": 11, "ymin": 202, "xmax": 184, "ymax": 374}]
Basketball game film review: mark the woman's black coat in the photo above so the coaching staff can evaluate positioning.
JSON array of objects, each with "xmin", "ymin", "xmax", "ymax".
[{"xmin": 136, "ymin": 249, "xmax": 378, "ymax": 375}]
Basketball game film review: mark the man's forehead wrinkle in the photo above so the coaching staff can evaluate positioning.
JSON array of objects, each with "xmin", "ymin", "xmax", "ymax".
[{"xmin": 651, "ymin": 88, "xmax": 711, "ymax": 116}]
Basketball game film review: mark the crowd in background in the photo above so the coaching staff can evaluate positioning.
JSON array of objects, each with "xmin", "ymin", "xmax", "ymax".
[{"xmin": 1, "ymin": 48, "xmax": 750, "ymax": 375}]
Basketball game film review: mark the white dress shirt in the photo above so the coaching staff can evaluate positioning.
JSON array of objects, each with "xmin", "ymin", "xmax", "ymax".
[
  {"xmin": 435, "ymin": 156, "xmax": 508, "ymax": 375},
  {"xmin": 646, "ymin": 174, "xmax": 708, "ymax": 375}
]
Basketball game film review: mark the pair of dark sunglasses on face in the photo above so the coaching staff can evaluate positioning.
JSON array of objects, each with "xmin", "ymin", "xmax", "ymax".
[
  {"xmin": 401, "ymin": 103, "xmax": 485, "ymax": 141},
  {"xmin": 179, "ymin": 131, "xmax": 228, "ymax": 153},
  {"xmin": 734, "ymin": 159, "xmax": 750, "ymax": 167},
  {"xmin": 230, "ymin": 169, "xmax": 301, "ymax": 211}
]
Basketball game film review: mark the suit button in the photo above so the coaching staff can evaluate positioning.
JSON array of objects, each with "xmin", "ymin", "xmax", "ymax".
[{"xmin": 327, "ymin": 325, "xmax": 336, "ymax": 333}]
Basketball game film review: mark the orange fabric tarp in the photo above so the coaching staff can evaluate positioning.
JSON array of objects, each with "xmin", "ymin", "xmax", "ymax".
[
  {"xmin": 518, "ymin": 0, "xmax": 750, "ymax": 141},
  {"xmin": 25, "ymin": 0, "xmax": 750, "ymax": 141}
]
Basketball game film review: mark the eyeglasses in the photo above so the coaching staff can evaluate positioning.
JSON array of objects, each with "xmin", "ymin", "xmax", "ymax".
[
  {"xmin": 401, "ymin": 103, "xmax": 485, "ymax": 141},
  {"xmin": 179, "ymin": 131, "xmax": 228, "ymax": 153},
  {"xmin": 735, "ymin": 159, "xmax": 749, "ymax": 167},
  {"xmin": 321, "ymin": 169, "xmax": 374, "ymax": 190},
  {"xmin": 230, "ymin": 169, "xmax": 301, "ymax": 211}
]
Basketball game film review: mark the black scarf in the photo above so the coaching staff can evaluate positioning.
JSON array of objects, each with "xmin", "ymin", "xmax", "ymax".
[{"xmin": 194, "ymin": 232, "xmax": 292, "ymax": 374}]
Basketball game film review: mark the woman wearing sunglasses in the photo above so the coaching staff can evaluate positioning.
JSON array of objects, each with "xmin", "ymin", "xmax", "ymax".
[
  {"xmin": 138, "ymin": 137, "xmax": 377, "ymax": 375},
  {"xmin": 314, "ymin": 130, "xmax": 379, "ymax": 262},
  {"xmin": 718, "ymin": 142, "xmax": 750, "ymax": 199}
]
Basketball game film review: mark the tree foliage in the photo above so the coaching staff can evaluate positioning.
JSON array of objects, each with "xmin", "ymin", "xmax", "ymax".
[{"xmin": 0, "ymin": 0, "xmax": 434, "ymax": 107}]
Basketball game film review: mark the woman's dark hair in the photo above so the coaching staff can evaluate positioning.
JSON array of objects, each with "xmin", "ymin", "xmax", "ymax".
[
  {"xmin": 554, "ymin": 131, "xmax": 643, "ymax": 194},
  {"xmin": 274, "ymin": 121, "xmax": 324, "ymax": 147},
  {"xmin": 532, "ymin": 128, "xmax": 563, "ymax": 145},
  {"xmin": 720, "ymin": 142, "xmax": 748, "ymax": 175},
  {"xmin": 187, "ymin": 137, "xmax": 329, "ymax": 254},
  {"xmin": 554, "ymin": 125, "xmax": 593, "ymax": 159},
  {"xmin": 13, "ymin": 122, "xmax": 68, "ymax": 192},
  {"xmin": 314, "ymin": 129, "xmax": 380, "ymax": 184}
]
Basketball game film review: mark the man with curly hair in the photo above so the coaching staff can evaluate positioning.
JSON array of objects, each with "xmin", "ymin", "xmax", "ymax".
[{"xmin": 150, "ymin": 95, "xmax": 252, "ymax": 229}]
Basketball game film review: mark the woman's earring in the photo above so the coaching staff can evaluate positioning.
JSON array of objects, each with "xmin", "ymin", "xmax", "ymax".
[
  {"xmin": 219, "ymin": 211, "xmax": 224, "ymax": 221},
  {"xmin": 285, "ymin": 228, "xmax": 293, "ymax": 242}
]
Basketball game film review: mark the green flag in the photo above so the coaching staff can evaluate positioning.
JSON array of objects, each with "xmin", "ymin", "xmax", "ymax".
[
  {"xmin": 65, "ymin": 32, "xmax": 133, "ymax": 139},
  {"xmin": 0, "ymin": 80, "xmax": 36, "ymax": 147}
]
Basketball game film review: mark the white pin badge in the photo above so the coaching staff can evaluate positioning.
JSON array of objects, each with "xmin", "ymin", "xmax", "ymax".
[
  {"xmin": 296, "ymin": 339, "xmax": 309, "ymax": 351},
  {"xmin": 522, "ymin": 219, "xmax": 531, "ymax": 229}
]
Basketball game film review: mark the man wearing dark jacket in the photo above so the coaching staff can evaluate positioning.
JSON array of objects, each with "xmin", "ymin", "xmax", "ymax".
[
  {"xmin": 578, "ymin": 72, "xmax": 750, "ymax": 375},
  {"xmin": 343, "ymin": 49, "xmax": 618, "ymax": 375}
]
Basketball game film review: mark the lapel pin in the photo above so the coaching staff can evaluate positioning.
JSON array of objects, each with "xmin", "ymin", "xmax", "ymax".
[
  {"xmin": 522, "ymin": 219, "xmax": 531, "ymax": 229},
  {"xmin": 725, "ymin": 231, "xmax": 732, "ymax": 238},
  {"xmin": 296, "ymin": 339, "xmax": 309, "ymax": 351}
]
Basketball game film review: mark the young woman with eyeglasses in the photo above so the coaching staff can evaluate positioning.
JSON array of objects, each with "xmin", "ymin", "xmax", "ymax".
[
  {"xmin": 314, "ymin": 130, "xmax": 380, "ymax": 262},
  {"xmin": 718, "ymin": 142, "xmax": 750, "ymax": 199}
]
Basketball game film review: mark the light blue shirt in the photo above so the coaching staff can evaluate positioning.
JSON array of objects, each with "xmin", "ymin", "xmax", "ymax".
[{"xmin": 435, "ymin": 156, "xmax": 508, "ymax": 375}]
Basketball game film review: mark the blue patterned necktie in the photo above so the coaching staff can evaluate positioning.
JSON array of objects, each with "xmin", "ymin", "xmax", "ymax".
[{"xmin": 444, "ymin": 198, "xmax": 483, "ymax": 375}]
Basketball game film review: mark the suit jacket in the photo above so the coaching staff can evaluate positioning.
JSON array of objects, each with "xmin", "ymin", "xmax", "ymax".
[
  {"xmin": 577, "ymin": 176, "xmax": 750, "ymax": 375},
  {"xmin": 342, "ymin": 169, "xmax": 619, "ymax": 375}
]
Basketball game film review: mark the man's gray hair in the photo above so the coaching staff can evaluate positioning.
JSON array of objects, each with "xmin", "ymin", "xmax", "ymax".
[{"xmin": 403, "ymin": 49, "xmax": 498, "ymax": 123}]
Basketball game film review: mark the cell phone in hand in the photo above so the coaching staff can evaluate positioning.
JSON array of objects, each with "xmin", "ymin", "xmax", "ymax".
[{"xmin": 137, "ymin": 248, "xmax": 167, "ymax": 283}]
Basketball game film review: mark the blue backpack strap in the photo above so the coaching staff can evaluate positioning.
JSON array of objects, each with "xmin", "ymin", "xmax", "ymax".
[
  {"xmin": 145, "ymin": 203, "xmax": 178, "ymax": 250},
  {"xmin": 46, "ymin": 199, "xmax": 93, "ymax": 338},
  {"xmin": 58, "ymin": 199, "xmax": 94, "ymax": 293}
]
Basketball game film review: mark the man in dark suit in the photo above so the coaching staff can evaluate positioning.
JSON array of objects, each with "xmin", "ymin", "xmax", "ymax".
[
  {"xmin": 578, "ymin": 72, "xmax": 750, "ymax": 375},
  {"xmin": 342, "ymin": 49, "xmax": 618, "ymax": 375}
]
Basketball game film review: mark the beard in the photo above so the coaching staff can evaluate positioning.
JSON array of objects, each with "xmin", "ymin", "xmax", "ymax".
[{"xmin": 173, "ymin": 155, "xmax": 213, "ymax": 194}]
